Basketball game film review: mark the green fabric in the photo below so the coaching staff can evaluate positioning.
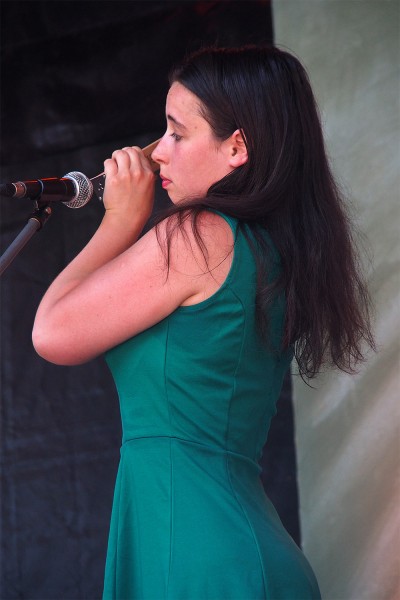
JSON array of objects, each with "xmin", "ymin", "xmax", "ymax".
[{"xmin": 103, "ymin": 213, "xmax": 321, "ymax": 599}]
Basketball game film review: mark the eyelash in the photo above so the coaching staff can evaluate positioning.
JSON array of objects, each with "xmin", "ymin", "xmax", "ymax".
[{"xmin": 170, "ymin": 132, "xmax": 182, "ymax": 142}]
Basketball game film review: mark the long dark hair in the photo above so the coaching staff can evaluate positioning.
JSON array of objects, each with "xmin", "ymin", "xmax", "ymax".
[{"xmin": 155, "ymin": 45, "xmax": 375, "ymax": 379}]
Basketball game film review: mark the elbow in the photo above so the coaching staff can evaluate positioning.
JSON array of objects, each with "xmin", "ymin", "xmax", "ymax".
[
  {"xmin": 32, "ymin": 322, "xmax": 85, "ymax": 366},
  {"xmin": 31, "ymin": 319, "xmax": 44, "ymax": 356},
  {"xmin": 32, "ymin": 322, "xmax": 62, "ymax": 364}
]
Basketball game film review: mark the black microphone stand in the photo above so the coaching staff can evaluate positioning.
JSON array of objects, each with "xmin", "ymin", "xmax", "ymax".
[{"xmin": 0, "ymin": 199, "xmax": 52, "ymax": 276}]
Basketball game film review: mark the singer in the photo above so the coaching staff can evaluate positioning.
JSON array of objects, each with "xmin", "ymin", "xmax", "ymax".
[{"xmin": 32, "ymin": 46, "xmax": 374, "ymax": 600}]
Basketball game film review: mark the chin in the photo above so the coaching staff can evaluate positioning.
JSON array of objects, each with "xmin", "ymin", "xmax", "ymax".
[
  {"xmin": 168, "ymin": 194, "xmax": 179, "ymax": 204},
  {"xmin": 168, "ymin": 192, "xmax": 185, "ymax": 205},
  {"xmin": 170, "ymin": 190, "xmax": 205, "ymax": 205}
]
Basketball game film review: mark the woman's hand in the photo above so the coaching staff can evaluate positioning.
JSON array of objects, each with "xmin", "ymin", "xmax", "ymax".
[{"xmin": 103, "ymin": 146, "xmax": 155, "ymax": 227}]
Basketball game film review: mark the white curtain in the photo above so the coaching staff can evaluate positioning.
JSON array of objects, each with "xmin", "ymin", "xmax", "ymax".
[{"xmin": 273, "ymin": 2, "xmax": 400, "ymax": 599}]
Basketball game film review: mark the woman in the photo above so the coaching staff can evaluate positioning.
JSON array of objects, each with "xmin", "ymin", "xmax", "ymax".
[{"xmin": 33, "ymin": 46, "xmax": 374, "ymax": 599}]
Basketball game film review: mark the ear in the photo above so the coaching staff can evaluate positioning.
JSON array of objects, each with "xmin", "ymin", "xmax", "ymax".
[{"xmin": 227, "ymin": 128, "xmax": 248, "ymax": 168}]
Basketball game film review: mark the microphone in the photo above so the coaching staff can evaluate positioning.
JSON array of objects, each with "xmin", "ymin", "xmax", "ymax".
[
  {"xmin": 0, "ymin": 172, "xmax": 94, "ymax": 209},
  {"xmin": 0, "ymin": 138, "xmax": 161, "ymax": 209}
]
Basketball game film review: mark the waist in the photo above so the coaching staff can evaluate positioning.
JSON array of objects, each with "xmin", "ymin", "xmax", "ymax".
[{"xmin": 121, "ymin": 434, "xmax": 262, "ymax": 474}]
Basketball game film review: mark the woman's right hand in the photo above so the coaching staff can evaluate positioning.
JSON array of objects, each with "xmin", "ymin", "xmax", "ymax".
[{"xmin": 103, "ymin": 146, "xmax": 156, "ymax": 227}]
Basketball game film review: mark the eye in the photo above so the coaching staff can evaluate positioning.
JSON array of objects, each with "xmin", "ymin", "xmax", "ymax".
[{"xmin": 170, "ymin": 132, "xmax": 182, "ymax": 142}]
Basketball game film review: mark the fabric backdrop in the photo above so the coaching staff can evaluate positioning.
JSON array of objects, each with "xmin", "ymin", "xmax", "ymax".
[{"xmin": 274, "ymin": 2, "xmax": 400, "ymax": 599}]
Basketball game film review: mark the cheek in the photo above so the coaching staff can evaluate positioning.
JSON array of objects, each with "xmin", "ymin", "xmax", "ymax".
[
  {"xmin": 186, "ymin": 161, "xmax": 213, "ymax": 192},
  {"xmin": 173, "ymin": 142, "xmax": 224, "ymax": 197},
  {"xmin": 176, "ymin": 150, "xmax": 205, "ymax": 183}
]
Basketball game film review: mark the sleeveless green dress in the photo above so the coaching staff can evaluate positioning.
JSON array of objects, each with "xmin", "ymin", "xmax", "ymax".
[{"xmin": 103, "ymin": 213, "xmax": 321, "ymax": 600}]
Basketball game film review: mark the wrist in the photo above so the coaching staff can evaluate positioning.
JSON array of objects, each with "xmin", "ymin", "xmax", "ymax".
[{"xmin": 102, "ymin": 207, "xmax": 149, "ymax": 237}]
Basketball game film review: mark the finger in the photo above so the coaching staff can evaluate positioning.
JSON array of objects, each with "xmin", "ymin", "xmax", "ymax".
[
  {"xmin": 123, "ymin": 146, "xmax": 152, "ymax": 172},
  {"xmin": 103, "ymin": 157, "xmax": 118, "ymax": 177},
  {"xmin": 111, "ymin": 148, "xmax": 132, "ymax": 171}
]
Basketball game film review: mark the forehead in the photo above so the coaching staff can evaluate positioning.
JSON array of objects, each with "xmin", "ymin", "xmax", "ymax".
[{"xmin": 166, "ymin": 82, "xmax": 204, "ymax": 124}]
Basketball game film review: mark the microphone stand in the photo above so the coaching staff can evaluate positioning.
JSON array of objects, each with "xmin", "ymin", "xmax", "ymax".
[{"xmin": 0, "ymin": 199, "xmax": 52, "ymax": 276}]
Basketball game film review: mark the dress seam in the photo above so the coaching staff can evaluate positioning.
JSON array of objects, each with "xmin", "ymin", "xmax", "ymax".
[
  {"xmin": 163, "ymin": 318, "xmax": 174, "ymax": 598},
  {"xmin": 121, "ymin": 435, "xmax": 260, "ymax": 469},
  {"xmin": 223, "ymin": 284, "xmax": 269, "ymax": 599},
  {"xmin": 225, "ymin": 453, "xmax": 269, "ymax": 599}
]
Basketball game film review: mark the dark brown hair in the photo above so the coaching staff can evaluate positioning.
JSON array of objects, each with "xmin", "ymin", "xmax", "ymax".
[{"xmin": 155, "ymin": 45, "xmax": 375, "ymax": 380}]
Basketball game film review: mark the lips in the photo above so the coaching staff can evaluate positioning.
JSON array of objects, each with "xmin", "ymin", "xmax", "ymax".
[{"xmin": 160, "ymin": 174, "xmax": 172, "ymax": 189}]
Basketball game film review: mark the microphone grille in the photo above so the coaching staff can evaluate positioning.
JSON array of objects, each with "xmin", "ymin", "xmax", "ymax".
[{"xmin": 63, "ymin": 172, "xmax": 94, "ymax": 208}]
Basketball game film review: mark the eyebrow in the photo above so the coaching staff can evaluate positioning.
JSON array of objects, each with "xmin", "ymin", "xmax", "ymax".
[{"xmin": 167, "ymin": 114, "xmax": 187, "ymax": 131}]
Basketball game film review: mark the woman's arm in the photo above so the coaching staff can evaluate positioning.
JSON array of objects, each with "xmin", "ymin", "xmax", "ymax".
[{"xmin": 32, "ymin": 147, "xmax": 233, "ymax": 366}]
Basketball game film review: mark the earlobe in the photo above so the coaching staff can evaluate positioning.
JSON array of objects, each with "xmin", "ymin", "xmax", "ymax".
[{"xmin": 228, "ymin": 129, "xmax": 248, "ymax": 168}]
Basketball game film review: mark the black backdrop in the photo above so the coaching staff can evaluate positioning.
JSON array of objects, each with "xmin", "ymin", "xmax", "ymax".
[{"xmin": 0, "ymin": 2, "xmax": 299, "ymax": 598}]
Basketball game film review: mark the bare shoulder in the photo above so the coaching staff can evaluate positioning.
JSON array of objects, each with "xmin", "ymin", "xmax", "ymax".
[
  {"xmin": 155, "ymin": 209, "xmax": 234, "ymax": 306},
  {"xmin": 196, "ymin": 210, "xmax": 234, "ymax": 242},
  {"xmin": 156, "ymin": 209, "xmax": 234, "ymax": 270}
]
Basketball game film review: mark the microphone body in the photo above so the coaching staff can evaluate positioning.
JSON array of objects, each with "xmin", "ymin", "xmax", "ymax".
[{"xmin": 0, "ymin": 172, "xmax": 94, "ymax": 208}]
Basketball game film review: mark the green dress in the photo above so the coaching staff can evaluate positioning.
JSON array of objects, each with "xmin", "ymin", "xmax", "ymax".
[{"xmin": 103, "ymin": 213, "xmax": 321, "ymax": 600}]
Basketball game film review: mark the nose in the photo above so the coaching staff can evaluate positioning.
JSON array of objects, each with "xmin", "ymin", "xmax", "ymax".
[{"xmin": 151, "ymin": 135, "xmax": 168, "ymax": 165}]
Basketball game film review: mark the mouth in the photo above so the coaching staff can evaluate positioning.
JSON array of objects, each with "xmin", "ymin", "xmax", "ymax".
[{"xmin": 160, "ymin": 174, "xmax": 172, "ymax": 189}]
